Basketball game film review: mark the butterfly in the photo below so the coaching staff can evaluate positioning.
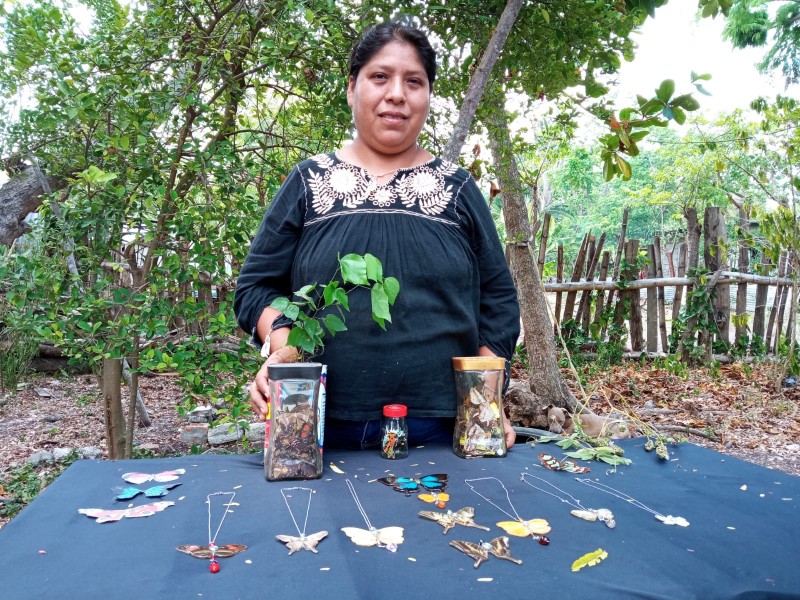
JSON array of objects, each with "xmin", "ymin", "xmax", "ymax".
[
  {"xmin": 377, "ymin": 474, "xmax": 448, "ymax": 496},
  {"xmin": 449, "ymin": 536, "xmax": 522, "ymax": 569},
  {"xmin": 177, "ymin": 544, "xmax": 248, "ymax": 559},
  {"xmin": 341, "ymin": 526, "xmax": 404, "ymax": 550},
  {"xmin": 121, "ymin": 469, "xmax": 186, "ymax": 485},
  {"xmin": 418, "ymin": 506, "xmax": 491, "ymax": 535},
  {"xmin": 418, "ymin": 491, "xmax": 450, "ymax": 509},
  {"xmin": 79, "ymin": 501, "xmax": 174, "ymax": 523},
  {"xmin": 497, "ymin": 518, "xmax": 551, "ymax": 541},
  {"xmin": 275, "ymin": 531, "xmax": 328, "ymax": 555},
  {"xmin": 115, "ymin": 482, "xmax": 181, "ymax": 501},
  {"xmin": 539, "ymin": 453, "xmax": 590, "ymax": 473}
]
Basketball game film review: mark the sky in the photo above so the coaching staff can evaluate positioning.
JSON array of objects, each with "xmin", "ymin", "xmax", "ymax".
[{"xmin": 612, "ymin": 0, "xmax": 796, "ymax": 116}]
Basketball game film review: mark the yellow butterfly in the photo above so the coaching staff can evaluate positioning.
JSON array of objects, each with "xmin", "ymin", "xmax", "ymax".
[
  {"xmin": 418, "ymin": 492, "xmax": 450, "ymax": 508},
  {"xmin": 497, "ymin": 518, "xmax": 551, "ymax": 537},
  {"xmin": 341, "ymin": 526, "xmax": 404, "ymax": 550}
]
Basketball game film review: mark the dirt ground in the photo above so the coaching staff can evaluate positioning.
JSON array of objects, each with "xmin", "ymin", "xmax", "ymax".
[{"xmin": 1, "ymin": 361, "xmax": 798, "ymax": 529}]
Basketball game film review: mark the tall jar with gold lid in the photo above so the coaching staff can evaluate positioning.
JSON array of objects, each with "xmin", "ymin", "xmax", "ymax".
[{"xmin": 452, "ymin": 357, "xmax": 507, "ymax": 458}]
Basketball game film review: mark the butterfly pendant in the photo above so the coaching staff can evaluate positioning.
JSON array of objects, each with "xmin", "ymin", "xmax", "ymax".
[
  {"xmin": 497, "ymin": 519, "xmax": 551, "ymax": 544},
  {"xmin": 571, "ymin": 508, "xmax": 616, "ymax": 528},
  {"xmin": 275, "ymin": 531, "xmax": 328, "ymax": 555},
  {"xmin": 539, "ymin": 453, "xmax": 590, "ymax": 474},
  {"xmin": 79, "ymin": 501, "xmax": 174, "ymax": 523},
  {"xmin": 418, "ymin": 491, "xmax": 450, "ymax": 509},
  {"xmin": 378, "ymin": 474, "xmax": 448, "ymax": 496},
  {"xmin": 419, "ymin": 506, "xmax": 491, "ymax": 535},
  {"xmin": 341, "ymin": 526, "xmax": 404, "ymax": 551},
  {"xmin": 121, "ymin": 469, "xmax": 186, "ymax": 484},
  {"xmin": 177, "ymin": 544, "xmax": 248, "ymax": 559},
  {"xmin": 115, "ymin": 482, "xmax": 181, "ymax": 501},
  {"xmin": 655, "ymin": 514, "xmax": 690, "ymax": 527},
  {"xmin": 449, "ymin": 536, "xmax": 522, "ymax": 569}
]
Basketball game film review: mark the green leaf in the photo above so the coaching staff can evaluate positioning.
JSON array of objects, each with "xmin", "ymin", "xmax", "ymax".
[
  {"xmin": 371, "ymin": 283, "xmax": 391, "ymax": 323},
  {"xmin": 672, "ymin": 106, "xmax": 687, "ymax": 125},
  {"xmin": 671, "ymin": 94, "xmax": 700, "ymax": 111},
  {"xmin": 382, "ymin": 277, "xmax": 400, "ymax": 304},
  {"xmin": 322, "ymin": 314, "xmax": 347, "ymax": 335},
  {"xmin": 322, "ymin": 281, "xmax": 339, "ymax": 307},
  {"xmin": 270, "ymin": 297, "xmax": 291, "ymax": 312},
  {"xmin": 639, "ymin": 98, "xmax": 665, "ymax": 116},
  {"xmin": 661, "ymin": 105, "xmax": 675, "ymax": 121},
  {"xmin": 339, "ymin": 253, "xmax": 368, "ymax": 285},
  {"xmin": 295, "ymin": 284, "xmax": 316, "ymax": 301},
  {"xmin": 364, "ymin": 253, "xmax": 383, "ymax": 282},
  {"xmin": 615, "ymin": 154, "xmax": 632, "ymax": 180},
  {"xmin": 333, "ymin": 287, "xmax": 349, "ymax": 311},
  {"xmin": 655, "ymin": 79, "xmax": 675, "ymax": 103}
]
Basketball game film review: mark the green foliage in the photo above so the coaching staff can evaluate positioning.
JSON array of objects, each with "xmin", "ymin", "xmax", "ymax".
[
  {"xmin": 271, "ymin": 254, "xmax": 399, "ymax": 357},
  {"xmin": 0, "ymin": 455, "xmax": 77, "ymax": 520}
]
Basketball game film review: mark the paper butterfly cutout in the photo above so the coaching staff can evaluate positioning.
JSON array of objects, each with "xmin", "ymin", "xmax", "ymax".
[
  {"xmin": 497, "ymin": 518, "xmax": 551, "ymax": 544},
  {"xmin": 115, "ymin": 482, "xmax": 181, "ymax": 501},
  {"xmin": 571, "ymin": 548, "xmax": 608, "ymax": 572},
  {"xmin": 539, "ymin": 453, "xmax": 590, "ymax": 474},
  {"xmin": 341, "ymin": 526, "xmax": 404, "ymax": 551},
  {"xmin": 449, "ymin": 536, "xmax": 522, "ymax": 569},
  {"xmin": 419, "ymin": 506, "xmax": 491, "ymax": 535},
  {"xmin": 418, "ymin": 491, "xmax": 449, "ymax": 509},
  {"xmin": 121, "ymin": 469, "xmax": 186, "ymax": 484},
  {"xmin": 177, "ymin": 544, "xmax": 248, "ymax": 559},
  {"xmin": 275, "ymin": 531, "xmax": 328, "ymax": 555},
  {"xmin": 79, "ymin": 501, "xmax": 174, "ymax": 523},
  {"xmin": 377, "ymin": 474, "xmax": 448, "ymax": 496}
]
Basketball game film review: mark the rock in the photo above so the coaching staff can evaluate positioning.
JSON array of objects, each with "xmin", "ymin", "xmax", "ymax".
[
  {"xmin": 180, "ymin": 423, "xmax": 210, "ymax": 446},
  {"xmin": 78, "ymin": 446, "xmax": 103, "ymax": 460},
  {"xmin": 188, "ymin": 405, "xmax": 215, "ymax": 423},
  {"xmin": 26, "ymin": 451, "xmax": 54, "ymax": 466},
  {"xmin": 245, "ymin": 422, "xmax": 266, "ymax": 444},
  {"xmin": 41, "ymin": 414, "xmax": 62, "ymax": 423},
  {"xmin": 786, "ymin": 443, "xmax": 800, "ymax": 452},
  {"xmin": 208, "ymin": 423, "xmax": 244, "ymax": 445},
  {"xmin": 137, "ymin": 443, "xmax": 160, "ymax": 453},
  {"xmin": 53, "ymin": 448, "xmax": 74, "ymax": 462},
  {"xmin": 34, "ymin": 388, "xmax": 53, "ymax": 398}
]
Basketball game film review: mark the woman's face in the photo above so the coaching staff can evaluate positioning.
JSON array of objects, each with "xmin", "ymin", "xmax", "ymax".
[{"xmin": 347, "ymin": 41, "xmax": 431, "ymax": 158}]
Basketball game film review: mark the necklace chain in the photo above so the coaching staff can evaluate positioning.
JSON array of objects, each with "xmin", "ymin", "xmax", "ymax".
[
  {"xmin": 519, "ymin": 473, "xmax": 587, "ymax": 511},
  {"xmin": 576, "ymin": 478, "xmax": 661, "ymax": 516},
  {"xmin": 464, "ymin": 477, "xmax": 521, "ymax": 522},
  {"xmin": 346, "ymin": 479, "xmax": 374, "ymax": 530},
  {"xmin": 207, "ymin": 491, "xmax": 236, "ymax": 545},
  {"xmin": 281, "ymin": 487, "xmax": 313, "ymax": 538}
]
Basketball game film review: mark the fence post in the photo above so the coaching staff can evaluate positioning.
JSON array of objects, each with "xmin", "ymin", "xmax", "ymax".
[{"xmin": 704, "ymin": 206, "xmax": 730, "ymax": 346}]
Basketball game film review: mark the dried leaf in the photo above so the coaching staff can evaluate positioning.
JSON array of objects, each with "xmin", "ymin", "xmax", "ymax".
[{"xmin": 571, "ymin": 548, "xmax": 608, "ymax": 572}]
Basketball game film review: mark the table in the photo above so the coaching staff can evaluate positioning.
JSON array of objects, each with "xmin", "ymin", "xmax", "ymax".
[{"xmin": 1, "ymin": 439, "xmax": 798, "ymax": 599}]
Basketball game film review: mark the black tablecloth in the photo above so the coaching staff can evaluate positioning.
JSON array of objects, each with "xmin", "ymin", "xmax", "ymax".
[{"xmin": 1, "ymin": 439, "xmax": 799, "ymax": 600}]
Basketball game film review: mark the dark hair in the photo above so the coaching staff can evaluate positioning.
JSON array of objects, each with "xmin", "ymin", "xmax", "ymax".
[{"xmin": 348, "ymin": 22, "xmax": 437, "ymax": 91}]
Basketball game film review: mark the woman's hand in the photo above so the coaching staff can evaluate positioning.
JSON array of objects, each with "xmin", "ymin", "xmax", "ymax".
[
  {"xmin": 249, "ymin": 346, "xmax": 299, "ymax": 421},
  {"xmin": 503, "ymin": 413, "xmax": 516, "ymax": 450}
]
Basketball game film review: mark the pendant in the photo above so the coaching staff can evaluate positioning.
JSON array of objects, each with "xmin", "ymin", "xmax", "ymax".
[
  {"xmin": 656, "ymin": 514, "xmax": 690, "ymax": 527},
  {"xmin": 450, "ymin": 536, "xmax": 523, "ymax": 568},
  {"xmin": 341, "ymin": 526, "xmax": 404, "ymax": 552},
  {"xmin": 378, "ymin": 474, "xmax": 448, "ymax": 496},
  {"xmin": 418, "ymin": 506, "xmax": 491, "ymax": 534},
  {"xmin": 570, "ymin": 508, "xmax": 616, "ymax": 528},
  {"xmin": 276, "ymin": 531, "xmax": 328, "ymax": 555},
  {"xmin": 418, "ymin": 491, "xmax": 450, "ymax": 509}
]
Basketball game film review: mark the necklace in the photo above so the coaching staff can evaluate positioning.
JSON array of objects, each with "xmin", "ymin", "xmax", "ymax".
[
  {"xmin": 206, "ymin": 492, "xmax": 235, "ymax": 573},
  {"xmin": 276, "ymin": 487, "xmax": 328, "ymax": 555},
  {"xmin": 341, "ymin": 479, "xmax": 404, "ymax": 552},
  {"xmin": 575, "ymin": 478, "xmax": 690, "ymax": 527},
  {"xmin": 464, "ymin": 477, "xmax": 551, "ymax": 545},
  {"xmin": 519, "ymin": 473, "xmax": 615, "ymax": 528}
]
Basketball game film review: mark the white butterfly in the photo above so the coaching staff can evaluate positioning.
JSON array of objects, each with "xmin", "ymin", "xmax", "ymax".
[
  {"xmin": 341, "ymin": 526, "xmax": 404, "ymax": 551},
  {"xmin": 275, "ymin": 531, "xmax": 328, "ymax": 555}
]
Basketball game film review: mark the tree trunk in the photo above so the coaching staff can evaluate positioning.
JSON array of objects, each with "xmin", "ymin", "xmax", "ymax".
[
  {"xmin": 486, "ymin": 92, "xmax": 576, "ymax": 414},
  {"xmin": 102, "ymin": 358, "xmax": 127, "ymax": 459},
  {"xmin": 704, "ymin": 206, "xmax": 730, "ymax": 346},
  {"xmin": 442, "ymin": 0, "xmax": 525, "ymax": 163}
]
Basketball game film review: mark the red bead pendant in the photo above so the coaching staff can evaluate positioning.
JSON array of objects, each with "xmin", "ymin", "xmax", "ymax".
[
  {"xmin": 535, "ymin": 535, "xmax": 550, "ymax": 546},
  {"xmin": 209, "ymin": 560, "xmax": 220, "ymax": 573}
]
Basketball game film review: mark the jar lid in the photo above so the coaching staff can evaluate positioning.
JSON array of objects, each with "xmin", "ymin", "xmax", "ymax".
[
  {"xmin": 383, "ymin": 404, "xmax": 408, "ymax": 418},
  {"xmin": 452, "ymin": 356, "xmax": 506, "ymax": 370}
]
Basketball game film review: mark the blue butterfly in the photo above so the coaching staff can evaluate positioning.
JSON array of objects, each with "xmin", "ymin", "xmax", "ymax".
[
  {"xmin": 378, "ymin": 474, "xmax": 448, "ymax": 496},
  {"xmin": 115, "ymin": 482, "xmax": 182, "ymax": 501}
]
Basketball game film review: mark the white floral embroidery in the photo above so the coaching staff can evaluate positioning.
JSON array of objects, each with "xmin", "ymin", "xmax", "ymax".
[
  {"xmin": 306, "ymin": 156, "xmax": 457, "ymax": 217},
  {"xmin": 396, "ymin": 166, "xmax": 451, "ymax": 215}
]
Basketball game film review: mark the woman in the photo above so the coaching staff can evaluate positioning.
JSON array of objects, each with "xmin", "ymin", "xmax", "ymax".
[{"xmin": 234, "ymin": 22, "xmax": 520, "ymax": 450}]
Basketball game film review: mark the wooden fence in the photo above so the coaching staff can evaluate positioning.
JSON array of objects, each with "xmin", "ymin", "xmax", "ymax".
[{"xmin": 538, "ymin": 206, "xmax": 796, "ymax": 357}]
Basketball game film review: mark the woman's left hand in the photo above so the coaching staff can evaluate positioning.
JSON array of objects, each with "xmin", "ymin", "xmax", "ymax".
[{"xmin": 503, "ymin": 414, "xmax": 516, "ymax": 450}]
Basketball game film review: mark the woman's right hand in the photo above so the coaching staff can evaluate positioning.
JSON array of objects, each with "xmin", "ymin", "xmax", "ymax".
[{"xmin": 249, "ymin": 346, "xmax": 299, "ymax": 421}]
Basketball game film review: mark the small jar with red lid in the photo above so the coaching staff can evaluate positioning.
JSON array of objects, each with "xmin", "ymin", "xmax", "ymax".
[{"xmin": 380, "ymin": 404, "xmax": 408, "ymax": 459}]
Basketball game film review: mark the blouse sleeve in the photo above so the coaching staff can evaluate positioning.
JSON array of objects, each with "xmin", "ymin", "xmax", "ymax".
[
  {"xmin": 233, "ymin": 166, "xmax": 306, "ymax": 345},
  {"xmin": 456, "ymin": 173, "xmax": 521, "ymax": 360}
]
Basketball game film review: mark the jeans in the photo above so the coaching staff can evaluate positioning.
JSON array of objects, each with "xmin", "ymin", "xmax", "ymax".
[{"xmin": 324, "ymin": 417, "xmax": 455, "ymax": 450}]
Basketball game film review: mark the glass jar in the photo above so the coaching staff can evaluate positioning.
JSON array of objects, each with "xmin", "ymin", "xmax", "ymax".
[
  {"xmin": 264, "ymin": 363, "xmax": 324, "ymax": 481},
  {"xmin": 380, "ymin": 404, "xmax": 408, "ymax": 459},
  {"xmin": 452, "ymin": 357, "xmax": 507, "ymax": 458}
]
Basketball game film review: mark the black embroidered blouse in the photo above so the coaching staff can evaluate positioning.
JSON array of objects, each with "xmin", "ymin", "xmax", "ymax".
[{"xmin": 234, "ymin": 153, "xmax": 520, "ymax": 420}]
